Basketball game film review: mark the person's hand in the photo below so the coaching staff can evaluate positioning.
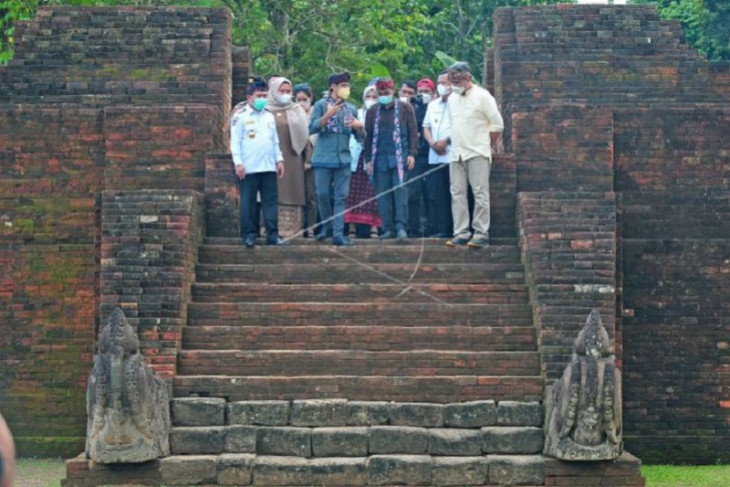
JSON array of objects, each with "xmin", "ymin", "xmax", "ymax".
[
  {"xmin": 235, "ymin": 165, "xmax": 246, "ymax": 180},
  {"xmin": 304, "ymin": 161, "xmax": 312, "ymax": 171},
  {"xmin": 432, "ymin": 138, "xmax": 448, "ymax": 155},
  {"xmin": 324, "ymin": 102, "xmax": 342, "ymax": 120},
  {"xmin": 365, "ymin": 161, "xmax": 373, "ymax": 177},
  {"xmin": 277, "ymin": 161, "xmax": 285, "ymax": 179},
  {"xmin": 407, "ymin": 156, "xmax": 415, "ymax": 170},
  {"xmin": 346, "ymin": 118, "xmax": 363, "ymax": 130}
]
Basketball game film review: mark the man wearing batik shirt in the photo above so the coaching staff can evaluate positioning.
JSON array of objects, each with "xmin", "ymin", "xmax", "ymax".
[
  {"xmin": 445, "ymin": 61, "xmax": 504, "ymax": 249},
  {"xmin": 363, "ymin": 77, "xmax": 419, "ymax": 240},
  {"xmin": 230, "ymin": 76, "xmax": 287, "ymax": 248},
  {"xmin": 308, "ymin": 71, "xmax": 364, "ymax": 246}
]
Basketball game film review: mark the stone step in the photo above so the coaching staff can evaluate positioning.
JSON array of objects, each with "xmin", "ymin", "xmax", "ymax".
[
  {"xmin": 197, "ymin": 244, "xmax": 522, "ymax": 265},
  {"xmin": 131, "ymin": 453, "xmax": 545, "ymax": 486},
  {"xmin": 186, "ymin": 302, "xmax": 534, "ymax": 327},
  {"xmin": 172, "ymin": 375, "xmax": 545, "ymax": 402},
  {"xmin": 177, "ymin": 350, "xmax": 540, "ymax": 377},
  {"xmin": 203, "ymin": 236, "xmax": 519, "ymax": 247},
  {"xmin": 191, "ymin": 282, "xmax": 529, "ymax": 304},
  {"xmin": 182, "ymin": 324, "xmax": 537, "ymax": 352},
  {"xmin": 195, "ymin": 263, "xmax": 526, "ymax": 284},
  {"xmin": 168, "ymin": 425, "xmax": 544, "ymax": 457},
  {"xmin": 170, "ymin": 398, "xmax": 542, "ymax": 427}
]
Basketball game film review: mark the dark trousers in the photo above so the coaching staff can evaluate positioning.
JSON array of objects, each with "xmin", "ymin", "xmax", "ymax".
[
  {"xmin": 407, "ymin": 158, "xmax": 430, "ymax": 236},
  {"xmin": 425, "ymin": 163, "xmax": 453, "ymax": 236},
  {"xmin": 314, "ymin": 165, "xmax": 351, "ymax": 238},
  {"xmin": 374, "ymin": 168, "xmax": 408, "ymax": 233},
  {"xmin": 239, "ymin": 171, "xmax": 278, "ymax": 240},
  {"xmin": 303, "ymin": 168, "xmax": 319, "ymax": 236}
]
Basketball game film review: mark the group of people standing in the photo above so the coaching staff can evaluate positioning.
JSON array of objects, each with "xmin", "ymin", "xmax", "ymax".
[{"xmin": 230, "ymin": 61, "xmax": 504, "ymax": 249}]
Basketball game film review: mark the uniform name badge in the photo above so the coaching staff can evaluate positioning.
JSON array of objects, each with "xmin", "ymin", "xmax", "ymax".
[{"xmin": 248, "ymin": 129, "xmax": 256, "ymax": 139}]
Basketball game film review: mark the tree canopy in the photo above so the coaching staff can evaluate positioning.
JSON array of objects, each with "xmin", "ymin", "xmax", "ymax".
[{"xmin": 1, "ymin": 0, "xmax": 728, "ymax": 90}]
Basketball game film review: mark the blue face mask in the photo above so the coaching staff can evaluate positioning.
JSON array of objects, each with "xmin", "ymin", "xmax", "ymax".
[
  {"xmin": 253, "ymin": 98, "xmax": 268, "ymax": 111},
  {"xmin": 378, "ymin": 95, "xmax": 393, "ymax": 105}
]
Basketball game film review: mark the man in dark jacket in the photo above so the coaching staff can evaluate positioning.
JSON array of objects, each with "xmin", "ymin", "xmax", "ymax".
[{"xmin": 364, "ymin": 78, "xmax": 419, "ymax": 240}]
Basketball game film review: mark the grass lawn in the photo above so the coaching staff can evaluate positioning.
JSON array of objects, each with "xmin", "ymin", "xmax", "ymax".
[
  {"xmin": 643, "ymin": 465, "xmax": 730, "ymax": 487},
  {"xmin": 12, "ymin": 458, "xmax": 730, "ymax": 486}
]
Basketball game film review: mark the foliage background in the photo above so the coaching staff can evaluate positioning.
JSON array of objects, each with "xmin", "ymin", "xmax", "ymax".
[{"xmin": 1, "ymin": 0, "xmax": 728, "ymax": 93}]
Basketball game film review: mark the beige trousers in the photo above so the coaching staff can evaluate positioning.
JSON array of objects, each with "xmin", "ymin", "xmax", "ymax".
[{"xmin": 449, "ymin": 155, "xmax": 491, "ymax": 239}]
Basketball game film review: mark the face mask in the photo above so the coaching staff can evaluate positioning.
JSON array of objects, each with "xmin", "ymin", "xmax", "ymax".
[
  {"xmin": 276, "ymin": 94, "xmax": 292, "ymax": 105},
  {"xmin": 298, "ymin": 99, "xmax": 311, "ymax": 109},
  {"xmin": 378, "ymin": 95, "xmax": 393, "ymax": 105},
  {"xmin": 364, "ymin": 99, "xmax": 376, "ymax": 110},
  {"xmin": 338, "ymin": 87, "xmax": 351, "ymax": 100},
  {"xmin": 451, "ymin": 86, "xmax": 465, "ymax": 96},
  {"xmin": 420, "ymin": 93, "xmax": 432, "ymax": 104},
  {"xmin": 437, "ymin": 84, "xmax": 451, "ymax": 97},
  {"xmin": 399, "ymin": 96, "xmax": 410, "ymax": 104},
  {"xmin": 253, "ymin": 98, "xmax": 268, "ymax": 111}
]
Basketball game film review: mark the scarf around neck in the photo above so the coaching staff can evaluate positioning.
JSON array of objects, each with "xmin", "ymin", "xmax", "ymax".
[
  {"xmin": 371, "ymin": 101, "xmax": 404, "ymax": 183},
  {"xmin": 266, "ymin": 76, "xmax": 309, "ymax": 155}
]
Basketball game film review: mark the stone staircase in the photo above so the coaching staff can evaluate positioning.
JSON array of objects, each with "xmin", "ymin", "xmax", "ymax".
[{"xmin": 164, "ymin": 237, "xmax": 546, "ymax": 486}]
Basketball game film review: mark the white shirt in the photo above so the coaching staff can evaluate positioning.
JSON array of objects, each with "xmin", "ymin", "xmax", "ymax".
[
  {"xmin": 422, "ymin": 97, "xmax": 452, "ymax": 165},
  {"xmin": 447, "ymin": 84, "xmax": 504, "ymax": 162},
  {"xmin": 230, "ymin": 104, "xmax": 283, "ymax": 174}
]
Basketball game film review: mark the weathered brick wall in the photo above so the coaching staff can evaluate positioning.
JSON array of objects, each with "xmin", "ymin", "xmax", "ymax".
[
  {"xmin": 0, "ymin": 6, "xmax": 231, "ymax": 455},
  {"xmin": 498, "ymin": 5, "xmax": 730, "ymax": 463},
  {"xmin": 615, "ymin": 107, "xmax": 730, "ymax": 463},
  {"xmin": 494, "ymin": 4, "xmax": 730, "ymax": 149},
  {"xmin": 0, "ymin": 244, "xmax": 95, "ymax": 456},
  {"xmin": 517, "ymin": 192, "xmax": 617, "ymax": 380},
  {"xmin": 100, "ymin": 190, "xmax": 203, "ymax": 378}
]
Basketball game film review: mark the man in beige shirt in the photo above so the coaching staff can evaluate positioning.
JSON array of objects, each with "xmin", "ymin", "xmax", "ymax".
[{"xmin": 445, "ymin": 61, "xmax": 504, "ymax": 249}]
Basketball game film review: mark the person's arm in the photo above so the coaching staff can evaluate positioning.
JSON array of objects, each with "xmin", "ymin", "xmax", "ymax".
[
  {"xmin": 405, "ymin": 103, "xmax": 419, "ymax": 157},
  {"xmin": 363, "ymin": 107, "xmax": 374, "ymax": 162},
  {"xmin": 0, "ymin": 413, "xmax": 15, "ymax": 487},
  {"xmin": 230, "ymin": 114, "xmax": 246, "ymax": 179},
  {"xmin": 309, "ymin": 100, "xmax": 326, "ymax": 135},
  {"xmin": 482, "ymin": 91, "xmax": 504, "ymax": 152},
  {"xmin": 271, "ymin": 115, "xmax": 285, "ymax": 178}
]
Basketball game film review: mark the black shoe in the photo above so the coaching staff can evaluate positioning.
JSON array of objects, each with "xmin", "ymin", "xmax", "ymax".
[
  {"xmin": 316, "ymin": 230, "xmax": 332, "ymax": 242},
  {"xmin": 243, "ymin": 237, "xmax": 255, "ymax": 248},
  {"xmin": 333, "ymin": 236, "xmax": 353, "ymax": 246},
  {"xmin": 267, "ymin": 236, "xmax": 290, "ymax": 246},
  {"xmin": 378, "ymin": 230, "xmax": 394, "ymax": 240}
]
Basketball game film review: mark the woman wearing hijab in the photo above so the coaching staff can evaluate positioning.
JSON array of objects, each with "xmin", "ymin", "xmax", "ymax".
[
  {"xmin": 294, "ymin": 82, "xmax": 319, "ymax": 237},
  {"xmin": 267, "ymin": 76, "xmax": 310, "ymax": 237},
  {"xmin": 345, "ymin": 84, "xmax": 382, "ymax": 238}
]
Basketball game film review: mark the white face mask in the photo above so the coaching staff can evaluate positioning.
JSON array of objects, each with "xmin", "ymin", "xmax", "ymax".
[
  {"xmin": 451, "ymin": 86, "xmax": 465, "ymax": 96},
  {"xmin": 364, "ymin": 99, "xmax": 376, "ymax": 110},
  {"xmin": 276, "ymin": 94, "xmax": 292, "ymax": 104},
  {"xmin": 420, "ymin": 93, "xmax": 432, "ymax": 104},
  {"xmin": 437, "ymin": 84, "xmax": 451, "ymax": 97},
  {"xmin": 399, "ymin": 96, "xmax": 410, "ymax": 104},
  {"xmin": 297, "ymin": 99, "xmax": 311, "ymax": 109}
]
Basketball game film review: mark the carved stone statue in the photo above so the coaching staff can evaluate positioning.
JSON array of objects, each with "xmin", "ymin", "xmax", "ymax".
[
  {"xmin": 86, "ymin": 307, "xmax": 170, "ymax": 463},
  {"xmin": 544, "ymin": 309, "xmax": 622, "ymax": 460}
]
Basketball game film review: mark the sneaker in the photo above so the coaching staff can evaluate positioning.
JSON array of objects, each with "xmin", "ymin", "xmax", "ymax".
[
  {"xmin": 333, "ymin": 236, "xmax": 353, "ymax": 246},
  {"xmin": 316, "ymin": 230, "xmax": 332, "ymax": 242},
  {"xmin": 378, "ymin": 230, "xmax": 395, "ymax": 240},
  {"xmin": 243, "ymin": 236, "xmax": 256, "ymax": 248},
  {"xmin": 446, "ymin": 236, "xmax": 470, "ymax": 247},
  {"xmin": 267, "ymin": 236, "xmax": 290, "ymax": 246},
  {"xmin": 467, "ymin": 236, "xmax": 489, "ymax": 249},
  {"xmin": 396, "ymin": 229, "xmax": 408, "ymax": 240}
]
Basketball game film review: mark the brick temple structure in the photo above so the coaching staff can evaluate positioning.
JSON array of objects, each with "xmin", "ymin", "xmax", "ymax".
[{"xmin": 0, "ymin": 4, "xmax": 728, "ymax": 486}]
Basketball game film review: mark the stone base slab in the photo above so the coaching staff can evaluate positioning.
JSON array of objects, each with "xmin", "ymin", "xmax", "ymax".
[{"xmin": 63, "ymin": 452, "xmax": 646, "ymax": 486}]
